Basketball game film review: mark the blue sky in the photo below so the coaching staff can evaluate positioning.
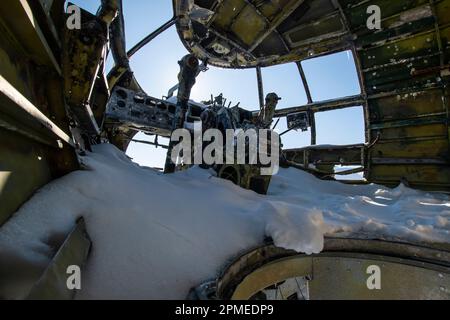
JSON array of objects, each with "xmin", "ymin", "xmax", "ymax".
[{"xmin": 69, "ymin": 1, "xmax": 365, "ymax": 168}]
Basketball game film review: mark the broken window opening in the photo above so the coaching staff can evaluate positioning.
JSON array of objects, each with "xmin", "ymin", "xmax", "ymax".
[
  {"xmin": 128, "ymin": 26, "xmax": 189, "ymax": 99},
  {"xmin": 261, "ymin": 63, "xmax": 309, "ymax": 110},
  {"xmin": 334, "ymin": 166, "xmax": 366, "ymax": 182},
  {"xmin": 126, "ymin": 133, "xmax": 170, "ymax": 170},
  {"xmin": 314, "ymin": 106, "xmax": 365, "ymax": 146},
  {"xmin": 277, "ymin": 119, "xmax": 312, "ymax": 150},
  {"xmin": 122, "ymin": 1, "xmax": 174, "ymax": 52},
  {"xmin": 301, "ymin": 50, "xmax": 361, "ymax": 101},
  {"xmin": 191, "ymin": 67, "xmax": 260, "ymax": 110}
]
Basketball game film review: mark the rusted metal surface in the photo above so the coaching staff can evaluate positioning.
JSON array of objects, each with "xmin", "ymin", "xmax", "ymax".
[
  {"xmin": 173, "ymin": 0, "xmax": 449, "ymax": 190},
  {"xmin": 283, "ymin": 144, "xmax": 365, "ymax": 178},
  {"xmin": 274, "ymin": 94, "xmax": 365, "ymax": 118},
  {"xmin": 174, "ymin": 0, "xmax": 350, "ymax": 68},
  {"xmin": 284, "ymin": 144, "xmax": 364, "ymax": 166},
  {"xmin": 1, "ymin": 0, "xmax": 449, "ymax": 225},
  {"xmin": 216, "ymin": 240, "xmax": 450, "ymax": 300},
  {"xmin": 62, "ymin": 8, "xmax": 109, "ymax": 136},
  {"xmin": 104, "ymin": 86, "xmax": 177, "ymax": 138},
  {"xmin": 0, "ymin": 0, "xmax": 449, "ymax": 301},
  {"xmin": 0, "ymin": 0, "xmax": 78, "ymax": 225},
  {"xmin": 0, "ymin": 75, "xmax": 74, "ymax": 147}
]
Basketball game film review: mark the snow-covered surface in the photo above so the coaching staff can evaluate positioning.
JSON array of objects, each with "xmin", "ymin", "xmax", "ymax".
[{"xmin": 0, "ymin": 143, "xmax": 449, "ymax": 299}]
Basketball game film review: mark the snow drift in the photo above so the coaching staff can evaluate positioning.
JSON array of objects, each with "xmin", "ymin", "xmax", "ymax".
[{"xmin": 0, "ymin": 143, "xmax": 449, "ymax": 299}]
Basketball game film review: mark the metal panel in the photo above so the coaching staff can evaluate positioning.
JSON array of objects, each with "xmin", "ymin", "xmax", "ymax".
[
  {"xmin": 309, "ymin": 254, "xmax": 449, "ymax": 300},
  {"xmin": 217, "ymin": 240, "xmax": 450, "ymax": 300},
  {"xmin": 26, "ymin": 218, "xmax": 92, "ymax": 300},
  {"xmin": 0, "ymin": 0, "xmax": 78, "ymax": 226}
]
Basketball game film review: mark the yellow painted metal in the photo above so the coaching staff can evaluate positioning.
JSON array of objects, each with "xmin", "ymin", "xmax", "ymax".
[
  {"xmin": 0, "ymin": 0, "xmax": 78, "ymax": 226},
  {"xmin": 231, "ymin": 254, "xmax": 450, "ymax": 300},
  {"xmin": 309, "ymin": 255, "xmax": 449, "ymax": 300},
  {"xmin": 231, "ymin": 256, "xmax": 313, "ymax": 300},
  {"xmin": 0, "ymin": 128, "xmax": 52, "ymax": 225},
  {"xmin": 221, "ymin": 243, "xmax": 450, "ymax": 300}
]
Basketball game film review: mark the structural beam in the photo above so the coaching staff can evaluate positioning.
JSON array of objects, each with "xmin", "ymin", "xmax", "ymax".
[
  {"xmin": 0, "ymin": 0, "xmax": 62, "ymax": 75},
  {"xmin": 127, "ymin": 17, "xmax": 177, "ymax": 58},
  {"xmin": 274, "ymin": 94, "xmax": 364, "ymax": 118},
  {"xmin": 296, "ymin": 61, "xmax": 313, "ymax": 104},
  {"xmin": 256, "ymin": 66, "xmax": 264, "ymax": 111},
  {"xmin": 249, "ymin": 0, "xmax": 305, "ymax": 52},
  {"xmin": 0, "ymin": 75, "xmax": 75, "ymax": 147}
]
